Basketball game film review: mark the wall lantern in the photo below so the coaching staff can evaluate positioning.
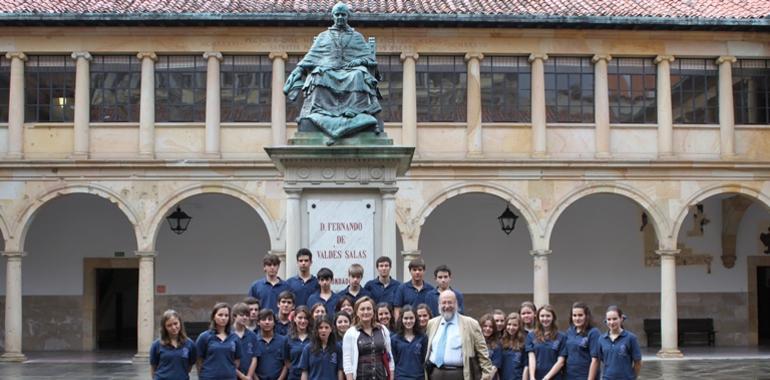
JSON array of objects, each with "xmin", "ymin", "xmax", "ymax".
[
  {"xmin": 498, "ymin": 204, "xmax": 519, "ymax": 235},
  {"xmin": 166, "ymin": 206, "xmax": 192, "ymax": 235}
]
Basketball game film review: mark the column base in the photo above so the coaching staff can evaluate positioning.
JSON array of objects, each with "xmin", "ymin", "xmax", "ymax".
[
  {"xmin": 656, "ymin": 348, "xmax": 684, "ymax": 358},
  {"xmin": 0, "ymin": 352, "xmax": 27, "ymax": 362},
  {"xmin": 137, "ymin": 152, "xmax": 155, "ymax": 160},
  {"xmin": 595, "ymin": 152, "xmax": 612, "ymax": 159},
  {"xmin": 4, "ymin": 153, "xmax": 23, "ymax": 160},
  {"xmin": 203, "ymin": 152, "xmax": 222, "ymax": 159},
  {"xmin": 132, "ymin": 352, "xmax": 150, "ymax": 364},
  {"xmin": 69, "ymin": 153, "xmax": 89, "ymax": 160},
  {"xmin": 466, "ymin": 151, "xmax": 484, "ymax": 159},
  {"xmin": 657, "ymin": 152, "xmax": 676, "ymax": 160},
  {"xmin": 531, "ymin": 151, "xmax": 548, "ymax": 159},
  {"xmin": 720, "ymin": 153, "xmax": 738, "ymax": 161}
]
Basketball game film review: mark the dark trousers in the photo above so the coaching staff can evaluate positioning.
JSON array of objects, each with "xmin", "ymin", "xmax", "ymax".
[{"xmin": 428, "ymin": 367, "xmax": 464, "ymax": 380}]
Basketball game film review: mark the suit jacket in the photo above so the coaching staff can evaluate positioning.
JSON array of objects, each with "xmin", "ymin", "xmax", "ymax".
[{"xmin": 424, "ymin": 314, "xmax": 495, "ymax": 380}]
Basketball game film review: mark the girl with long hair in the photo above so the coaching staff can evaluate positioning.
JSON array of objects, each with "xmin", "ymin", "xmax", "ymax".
[
  {"xmin": 195, "ymin": 303, "xmax": 243, "ymax": 380},
  {"xmin": 286, "ymin": 306, "xmax": 313, "ymax": 380},
  {"xmin": 595, "ymin": 305, "xmax": 642, "ymax": 380},
  {"xmin": 391, "ymin": 305, "xmax": 427, "ymax": 380},
  {"xmin": 526, "ymin": 304, "xmax": 567, "ymax": 380},
  {"xmin": 520, "ymin": 301, "xmax": 537, "ymax": 333},
  {"xmin": 150, "ymin": 309, "xmax": 197, "ymax": 380},
  {"xmin": 311, "ymin": 302, "xmax": 327, "ymax": 320},
  {"xmin": 564, "ymin": 302, "xmax": 601, "ymax": 380},
  {"xmin": 501, "ymin": 312, "xmax": 528, "ymax": 380},
  {"xmin": 377, "ymin": 302, "xmax": 395, "ymax": 332},
  {"xmin": 479, "ymin": 313, "xmax": 502, "ymax": 379},
  {"xmin": 334, "ymin": 311, "xmax": 352, "ymax": 343},
  {"xmin": 415, "ymin": 303, "xmax": 432, "ymax": 330},
  {"xmin": 299, "ymin": 315, "xmax": 344, "ymax": 380}
]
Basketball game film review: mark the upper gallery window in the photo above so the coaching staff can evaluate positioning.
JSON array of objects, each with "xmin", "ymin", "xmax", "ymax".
[
  {"xmin": 90, "ymin": 55, "xmax": 141, "ymax": 122},
  {"xmin": 480, "ymin": 56, "xmax": 531, "ymax": 122},
  {"xmin": 220, "ymin": 55, "xmax": 271, "ymax": 122},
  {"xmin": 670, "ymin": 58, "xmax": 718, "ymax": 124},
  {"xmin": 545, "ymin": 56, "xmax": 594, "ymax": 123},
  {"xmin": 608, "ymin": 57, "xmax": 657, "ymax": 124},
  {"xmin": 733, "ymin": 59, "xmax": 770, "ymax": 125},
  {"xmin": 155, "ymin": 55, "xmax": 206, "ymax": 122},
  {"xmin": 416, "ymin": 55, "xmax": 467, "ymax": 122},
  {"xmin": 25, "ymin": 55, "xmax": 76, "ymax": 122}
]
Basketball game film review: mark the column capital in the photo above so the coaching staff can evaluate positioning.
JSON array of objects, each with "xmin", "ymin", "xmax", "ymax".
[
  {"xmin": 134, "ymin": 250, "xmax": 157, "ymax": 258},
  {"xmin": 203, "ymin": 51, "xmax": 223, "ymax": 61},
  {"xmin": 655, "ymin": 249, "xmax": 680, "ymax": 258},
  {"xmin": 400, "ymin": 52, "xmax": 419, "ymax": 62},
  {"xmin": 528, "ymin": 53, "xmax": 549, "ymax": 63},
  {"xmin": 285, "ymin": 188, "xmax": 303, "ymax": 198},
  {"xmin": 464, "ymin": 52, "xmax": 484, "ymax": 62},
  {"xmin": 380, "ymin": 187, "xmax": 399, "ymax": 196},
  {"xmin": 654, "ymin": 55, "xmax": 675, "ymax": 64},
  {"xmin": 401, "ymin": 249, "xmax": 421, "ymax": 258},
  {"xmin": 1, "ymin": 251, "xmax": 26, "ymax": 259},
  {"xmin": 269, "ymin": 52, "xmax": 288, "ymax": 61},
  {"xmin": 268, "ymin": 249, "xmax": 287, "ymax": 258},
  {"xmin": 137, "ymin": 52, "xmax": 158, "ymax": 61},
  {"xmin": 529, "ymin": 249, "xmax": 552, "ymax": 258},
  {"xmin": 4, "ymin": 52, "xmax": 27, "ymax": 61},
  {"xmin": 716, "ymin": 55, "xmax": 737, "ymax": 65},
  {"xmin": 71, "ymin": 51, "xmax": 92, "ymax": 61},
  {"xmin": 591, "ymin": 54, "xmax": 612, "ymax": 63}
]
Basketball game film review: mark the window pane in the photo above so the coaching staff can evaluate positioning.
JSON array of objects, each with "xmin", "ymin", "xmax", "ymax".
[
  {"xmin": 608, "ymin": 57, "xmax": 656, "ymax": 123},
  {"xmin": 285, "ymin": 55, "xmax": 303, "ymax": 123},
  {"xmin": 0, "ymin": 56, "xmax": 10, "ymax": 122},
  {"xmin": 733, "ymin": 59, "xmax": 770, "ymax": 124},
  {"xmin": 376, "ymin": 55, "xmax": 403, "ymax": 122},
  {"xmin": 155, "ymin": 56, "xmax": 206, "ymax": 122},
  {"xmin": 416, "ymin": 56, "xmax": 467, "ymax": 122},
  {"xmin": 671, "ymin": 58, "xmax": 719, "ymax": 124},
  {"xmin": 480, "ymin": 56, "xmax": 531, "ymax": 122},
  {"xmin": 545, "ymin": 57, "xmax": 594, "ymax": 123},
  {"xmin": 24, "ymin": 56, "xmax": 75, "ymax": 122},
  {"xmin": 90, "ymin": 55, "xmax": 140, "ymax": 122}
]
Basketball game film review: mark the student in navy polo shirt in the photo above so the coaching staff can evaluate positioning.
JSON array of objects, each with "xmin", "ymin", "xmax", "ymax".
[
  {"xmin": 243, "ymin": 297, "xmax": 261, "ymax": 332},
  {"xmin": 595, "ymin": 305, "xmax": 642, "ymax": 380},
  {"xmin": 391, "ymin": 305, "xmax": 427, "ymax": 380},
  {"xmin": 276, "ymin": 291, "xmax": 296, "ymax": 336},
  {"xmin": 334, "ymin": 295, "xmax": 355, "ymax": 316},
  {"xmin": 255, "ymin": 309, "xmax": 288, "ymax": 380},
  {"xmin": 415, "ymin": 303, "xmax": 432, "ymax": 330},
  {"xmin": 150, "ymin": 309, "xmax": 196, "ymax": 380},
  {"xmin": 333, "ymin": 311, "xmax": 351, "ymax": 343},
  {"xmin": 248, "ymin": 254, "xmax": 289, "ymax": 314},
  {"xmin": 195, "ymin": 302, "xmax": 243, "ymax": 380},
  {"xmin": 526, "ymin": 304, "xmax": 567, "ymax": 380},
  {"xmin": 307, "ymin": 267, "xmax": 339, "ymax": 316},
  {"xmin": 376, "ymin": 302, "xmax": 395, "ymax": 332},
  {"xmin": 340, "ymin": 264, "xmax": 371, "ymax": 303},
  {"xmin": 299, "ymin": 314, "xmax": 344, "ymax": 380},
  {"xmin": 520, "ymin": 301, "xmax": 537, "ymax": 333},
  {"xmin": 424, "ymin": 264, "xmax": 464, "ymax": 317},
  {"xmin": 285, "ymin": 306, "xmax": 312, "ymax": 380},
  {"xmin": 564, "ymin": 302, "xmax": 601, "ymax": 380},
  {"xmin": 479, "ymin": 313, "xmax": 502, "ymax": 379},
  {"xmin": 492, "ymin": 309, "xmax": 506, "ymax": 334},
  {"xmin": 286, "ymin": 248, "xmax": 319, "ymax": 307},
  {"xmin": 310, "ymin": 302, "xmax": 327, "ymax": 320},
  {"xmin": 364, "ymin": 256, "xmax": 401, "ymax": 305},
  {"xmin": 231, "ymin": 303, "xmax": 258, "ymax": 380},
  {"xmin": 393, "ymin": 257, "xmax": 434, "ymax": 318},
  {"xmin": 501, "ymin": 313, "xmax": 528, "ymax": 380}
]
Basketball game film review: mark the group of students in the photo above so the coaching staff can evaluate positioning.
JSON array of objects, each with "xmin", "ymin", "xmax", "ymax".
[{"xmin": 149, "ymin": 249, "xmax": 642, "ymax": 380}]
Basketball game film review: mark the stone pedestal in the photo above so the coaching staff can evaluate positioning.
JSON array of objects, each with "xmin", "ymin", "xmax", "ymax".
[{"xmin": 266, "ymin": 134, "xmax": 413, "ymax": 286}]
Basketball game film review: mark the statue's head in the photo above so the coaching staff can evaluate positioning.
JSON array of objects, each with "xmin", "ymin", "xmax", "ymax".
[{"xmin": 331, "ymin": 2, "xmax": 350, "ymax": 29}]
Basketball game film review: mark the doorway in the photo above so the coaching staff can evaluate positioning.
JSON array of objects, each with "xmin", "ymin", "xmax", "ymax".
[
  {"xmin": 758, "ymin": 266, "xmax": 770, "ymax": 345},
  {"xmin": 95, "ymin": 268, "xmax": 138, "ymax": 350}
]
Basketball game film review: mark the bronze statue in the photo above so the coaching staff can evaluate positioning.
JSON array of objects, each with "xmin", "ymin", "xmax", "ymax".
[{"xmin": 283, "ymin": 2, "xmax": 382, "ymax": 145}]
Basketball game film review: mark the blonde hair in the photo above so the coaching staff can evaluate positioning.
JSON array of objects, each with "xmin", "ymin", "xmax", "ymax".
[
  {"xmin": 352, "ymin": 296, "xmax": 380, "ymax": 329},
  {"xmin": 160, "ymin": 309, "xmax": 188, "ymax": 346}
]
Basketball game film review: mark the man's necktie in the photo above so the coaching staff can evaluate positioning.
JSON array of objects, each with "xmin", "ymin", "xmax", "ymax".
[{"xmin": 434, "ymin": 321, "xmax": 451, "ymax": 367}]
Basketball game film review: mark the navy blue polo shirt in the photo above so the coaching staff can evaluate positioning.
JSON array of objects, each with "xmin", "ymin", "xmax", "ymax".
[
  {"xmin": 340, "ymin": 286, "xmax": 372, "ymax": 303},
  {"xmin": 364, "ymin": 277, "xmax": 401, "ymax": 305},
  {"xmin": 275, "ymin": 320, "xmax": 291, "ymax": 336},
  {"xmin": 256, "ymin": 333, "xmax": 288, "ymax": 380},
  {"xmin": 393, "ymin": 281, "xmax": 434, "ymax": 309},
  {"xmin": 149, "ymin": 338, "xmax": 196, "ymax": 380},
  {"xmin": 307, "ymin": 291, "xmax": 340, "ymax": 316},
  {"xmin": 424, "ymin": 287, "xmax": 464, "ymax": 316},
  {"xmin": 235, "ymin": 329, "xmax": 258, "ymax": 377},
  {"xmin": 525, "ymin": 331, "xmax": 567, "ymax": 380},
  {"xmin": 248, "ymin": 277, "xmax": 289, "ymax": 313},
  {"xmin": 595, "ymin": 330, "xmax": 641, "ymax": 380},
  {"xmin": 285, "ymin": 335, "xmax": 311, "ymax": 380},
  {"xmin": 287, "ymin": 275, "xmax": 319, "ymax": 307},
  {"xmin": 565, "ymin": 326, "xmax": 601, "ymax": 379},
  {"xmin": 194, "ymin": 330, "xmax": 243, "ymax": 380},
  {"xmin": 500, "ymin": 346, "xmax": 526, "ymax": 380},
  {"xmin": 488, "ymin": 342, "xmax": 503, "ymax": 375},
  {"xmin": 299, "ymin": 344, "xmax": 343, "ymax": 380},
  {"xmin": 391, "ymin": 333, "xmax": 427, "ymax": 380}
]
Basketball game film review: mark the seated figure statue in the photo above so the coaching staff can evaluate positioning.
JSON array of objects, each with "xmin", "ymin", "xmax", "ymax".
[{"xmin": 283, "ymin": 2, "xmax": 382, "ymax": 145}]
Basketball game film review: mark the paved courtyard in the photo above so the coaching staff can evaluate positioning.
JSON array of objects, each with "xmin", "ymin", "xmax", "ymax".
[{"xmin": 0, "ymin": 349, "xmax": 769, "ymax": 380}]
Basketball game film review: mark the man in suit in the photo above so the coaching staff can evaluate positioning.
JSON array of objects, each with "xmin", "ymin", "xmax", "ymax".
[{"xmin": 424, "ymin": 290, "xmax": 495, "ymax": 380}]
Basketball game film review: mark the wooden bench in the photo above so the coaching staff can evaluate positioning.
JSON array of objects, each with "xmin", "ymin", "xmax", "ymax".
[
  {"xmin": 183, "ymin": 321, "xmax": 210, "ymax": 341},
  {"xmin": 643, "ymin": 318, "xmax": 716, "ymax": 347}
]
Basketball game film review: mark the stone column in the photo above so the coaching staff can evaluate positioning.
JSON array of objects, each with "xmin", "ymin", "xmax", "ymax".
[
  {"xmin": 465, "ymin": 52, "xmax": 484, "ymax": 157},
  {"xmin": 381, "ymin": 188, "xmax": 398, "ymax": 269},
  {"xmin": 717, "ymin": 56, "xmax": 737, "ymax": 159},
  {"xmin": 270, "ymin": 52, "xmax": 288, "ymax": 146},
  {"xmin": 654, "ymin": 55, "xmax": 675, "ymax": 158},
  {"xmin": 1, "ymin": 251, "xmax": 26, "ymax": 362},
  {"xmin": 400, "ymin": 52, "xmax": 418, "ymax": 149},
  {"xmin": 133, "ymin": 250, "xmax": 156, "ymax": 363},
  {"xmin": 5, "ymin": 52, "xmax": 27, "ymax": 159},
  {"xmin": 284, "ymin": 189, "xmax": 302, "ymax": 279},
  {"xmin": 530, "ymin": 249, "xmax": 551, "ymax": 307},
  {"xmin": 204, "ymin": 52, "xmax": 223, "ymax": 158},
  {"xmin": 400, "ymin": 249, "xmax": 421, "ymax": 282},
  {"xmin": 529, "ymin": 54, "xmax": 548, "ymax": 158},
  {"xmin": 656, "ymin": 249, "xmax": 683, "ymax": 358},
  {"xmin": 71, "ymin": 52, "xmax": 92, "ymax": 159},
  {"xmin": 137, "ymin": 52, "xmax": 157, "ymax": 158},
  {"xmin": 593, "ymin": 54, "xmax": 612, "ymax": 158}
]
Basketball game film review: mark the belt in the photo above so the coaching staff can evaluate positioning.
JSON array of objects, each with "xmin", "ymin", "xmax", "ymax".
[{"xmin": 436, "ymin": 365, "xmax": 463, "ymax": 371}]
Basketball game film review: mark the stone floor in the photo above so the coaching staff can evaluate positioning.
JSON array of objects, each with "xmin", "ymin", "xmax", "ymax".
[{"xmin": 0, "ymin": 348, "xmax": 768, "ymax": 379}]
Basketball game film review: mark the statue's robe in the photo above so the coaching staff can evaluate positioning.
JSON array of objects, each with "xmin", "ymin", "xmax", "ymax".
[{"xmin": 295, "ymin": 27, "xmax": 381, "ymax": 139}]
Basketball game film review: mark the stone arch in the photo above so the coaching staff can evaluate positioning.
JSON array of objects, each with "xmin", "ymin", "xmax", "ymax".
[
  {"xmin": 147, "ymin": 184, "xmax": 279, "ymax": 250},
  {"xmin": 671, "ymin": 183, "xmax": 770, "ymax": 241},
  {"xmin": 0, "ymin": 208, "xmax": 11, "ymax": 247},
  {"xmin": 545, "ymin": 182, "xmax": 670, "ymax": 248},
  {"xmin": 414, "ymin": 182, "xmax": 542, "ymax": 248},
  {"xmin": 15, "ymin": 184, "xmax": 140, "ymax": 251}
]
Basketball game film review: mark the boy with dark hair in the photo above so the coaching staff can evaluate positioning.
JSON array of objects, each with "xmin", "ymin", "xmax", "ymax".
[
  {"xmin": 393, "ymin": 257, "xmax": 434, "ymax": 317},
  {"xmin": 232, "ymin": 302, "xmax": 258, "ymax": 380},
  {"xmin": 306, "ymin": 267, "xmax": 339, "ymax": 316},
  {"xmin": 364, "ymin": 256, "xmax": 401, "ymax": 305},
  {"xmin": 247, "ymin": 254, "xmax": 289, "ymax": 314},
  {"xmin": 286, "ymin": 248, "xmax": 319, "ymax": 307},
  {"xmin": 275, "ymin": 290, "xmax": 295, "ymax": 336},
  {"xmin": 255, "ymin": 309, "xmax": 288, "ymax": 380},
  {"xmin": 243, "ymin": 297, "xmax": 260, "ymax": 331},
  {"xmin": 424, "ymin": 264, "xmax": 464, "ymax": 316},
  {"xmin": 339, "ymin": 263, "xmax": 371, "ymax": 303}
]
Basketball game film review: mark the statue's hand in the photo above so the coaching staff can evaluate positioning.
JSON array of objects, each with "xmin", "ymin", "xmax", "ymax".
[
  {"xmin": 343, "ymin": 58, "xmax": 363, "ymax": 69},
  {"xmin": 283, "ymin": 67, "xmax": 304, "ymax": 95}
]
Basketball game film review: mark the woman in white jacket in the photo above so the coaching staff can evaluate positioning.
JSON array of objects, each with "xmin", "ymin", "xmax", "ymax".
[{"xmin": 342, "ymin": 296, "xmax": 395, "ymax": 380}]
